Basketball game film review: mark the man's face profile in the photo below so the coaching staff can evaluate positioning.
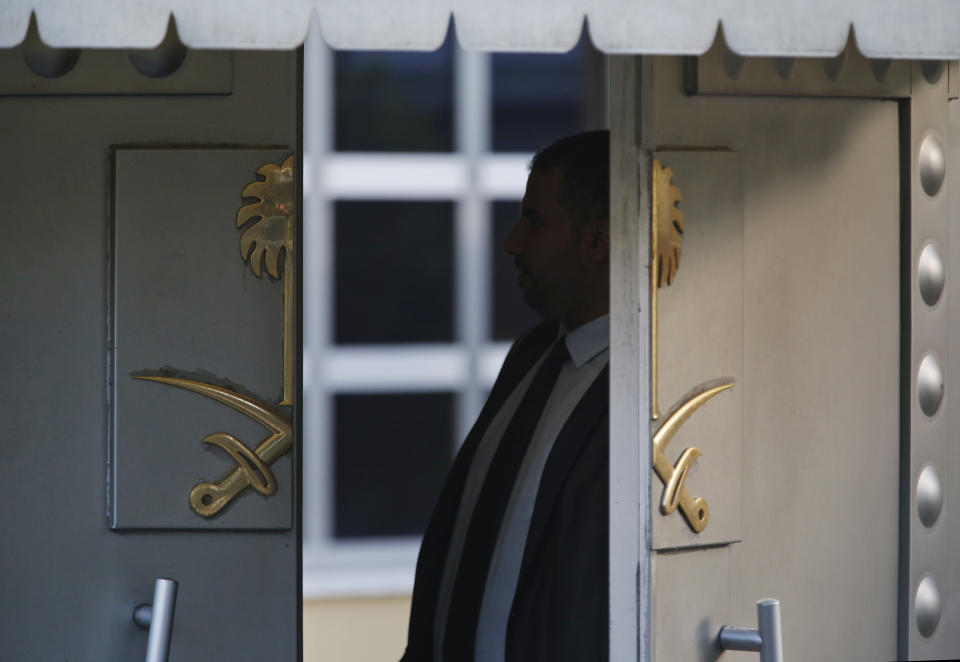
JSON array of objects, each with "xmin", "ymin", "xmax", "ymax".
[
  {"xmin": 403, "ymin": 132, "xmax": 610, "ymax": 662},
  {"xmin": 504, "ymin": 165, "xmax": 605, "ymax": 327}
]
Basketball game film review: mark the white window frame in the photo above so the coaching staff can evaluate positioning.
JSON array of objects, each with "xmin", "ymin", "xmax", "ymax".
[{"xmin": 302, "ymin": 29, "xmax": 532, "ymax": 599}]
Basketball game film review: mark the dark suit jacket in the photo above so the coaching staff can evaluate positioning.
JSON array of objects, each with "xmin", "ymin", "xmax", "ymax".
[{"xmin": 401, "ymin": 320, "xmax": 609, "ymax": 662}]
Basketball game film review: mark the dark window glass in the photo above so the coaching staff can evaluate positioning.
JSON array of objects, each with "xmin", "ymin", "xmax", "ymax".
[
  {"xmin": 334, "ymin": 32, "xmax": 454, "ymax": 152},
  {"xmin": 334, "ymin": 392, "xmax": 454, "ymax": 538},
  {"xmin": 335, "ymin": 201, "xmax": 454, "ymax": 343},
  {"xmin": 491, "ymin": 201, "xmax": 540, "ymax": 340},
  {"xmin": 491, "ymin": 34, "xmax": 604, "ymax": 152}
]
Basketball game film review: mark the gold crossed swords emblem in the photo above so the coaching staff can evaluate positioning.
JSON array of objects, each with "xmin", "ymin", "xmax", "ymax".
[
  {"xmin": 652, "ymin": 380, "xmax": 733, "ymax": 532},
  {"xmin": 135, "ymin": 377, "xmax": 292, "ymax": 517},
  {"xmin": 136, "ymin": 155, "xmax": 295, "ymax": 518},
  {"xmin": 650, "ymin": 158, "xmax": 735, "ymax": 533}
]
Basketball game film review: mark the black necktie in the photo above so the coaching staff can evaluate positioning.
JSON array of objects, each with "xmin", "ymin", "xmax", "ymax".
[{"xmin": 443, "ymin": 337, "xmax": 571, "ymax": 659}]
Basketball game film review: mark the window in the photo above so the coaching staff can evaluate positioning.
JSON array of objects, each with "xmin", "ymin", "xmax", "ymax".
[
  {"xmin": 334, "ymin": 392, "xmax": 455, "ymax": 538},
  {"xmin": 334, "ymin": 200, "xmax": 456, "ymax": 344},
  {"xmin": 335, "ymin": 38, "xmax": 454, "ymax": 152},
  {"xmin": 491, "ymin": 37, "xmax": 604, "ymax": 152},
  {"xmin": 303, "ymin": 27, "xmax": 607, "ymax": 597}
]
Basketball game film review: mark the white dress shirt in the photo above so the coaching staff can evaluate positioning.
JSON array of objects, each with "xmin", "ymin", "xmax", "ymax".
[{"xmin": 433, "ymin": 314, "xmax": 610, "ymax": 661}]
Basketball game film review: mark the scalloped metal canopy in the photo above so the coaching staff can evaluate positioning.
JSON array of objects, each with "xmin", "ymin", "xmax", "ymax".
[{"xmin": 3, "ymin": 0, "xmax": 960, "ymax": 57}]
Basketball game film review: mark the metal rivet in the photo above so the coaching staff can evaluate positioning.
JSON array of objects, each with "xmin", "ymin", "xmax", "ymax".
[
  {"xmin": 918, "ymin": 354, "xmax": 944, "ymax": 417},
  {"xmin": 772, "ymin": 57, "xmax": 796, "ymax": 80},
  {"xmin": 917, "ymin": 465, "xmax": 943, "ymax": 528},
  {"xmin": 919, "ymin": 134, "xmax": 946, "ymax": 197},
  {"xmin": 918, "ymin": 243, "xmax": 945, "ymax": 307},
  {"xmin": 921, "ymin": 60, "xmax": 945, "ymax": 86},
  {"xmin": 21, "ymin": 16, "xmax": 80, "ymax": 78},
  {"xmin": 915, "ymin": 576, "xmax": 941, "ymax": 638}
]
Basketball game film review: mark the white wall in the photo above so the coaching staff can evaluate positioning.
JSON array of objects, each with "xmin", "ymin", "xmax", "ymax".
[{"xmin": 304, "ymin": 596, "xmax": 412, "ymax": 662}]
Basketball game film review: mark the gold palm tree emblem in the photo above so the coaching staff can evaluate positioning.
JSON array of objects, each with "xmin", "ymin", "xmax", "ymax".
[
  {"xmin": 238, "ymin": 155, "xmax": 295, "ymax": 280},
  {"xmin": 238, "ymin": 155, "xmax": 296, "ymax": 406},
  {"xmin": 650, "ymin": 157, "xmax": 734, "ymax": 533},
  {"xmin": 137, "ymin": 155, "xmax": 297, "ymax": 518},
  {"xmin": 653, "ymin": 159, "xmax": 684, "ymax": 287}
]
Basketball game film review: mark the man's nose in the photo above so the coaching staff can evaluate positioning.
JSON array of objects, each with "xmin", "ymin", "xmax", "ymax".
[{"xmin": 503, "ymin": 220, "xmax": 523, "ymax": 255}]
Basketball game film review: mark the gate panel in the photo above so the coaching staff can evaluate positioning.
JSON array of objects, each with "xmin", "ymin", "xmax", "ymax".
[
  {"xmin": 646, "ymin": 56, "xmax": 900, "ymax": 661},
  {"xmin": 0, "ymin": 46, "xmax": 300, "ymax": 661}
]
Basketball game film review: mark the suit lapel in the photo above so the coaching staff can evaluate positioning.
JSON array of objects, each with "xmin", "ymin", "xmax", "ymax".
[
  {"xmin": 515, "ymin": 364, "xmax": 609, "ymax": 591},
  {"xmin": 451, "ymin": 320, "xmax": 558, "ymax": 487},
  {"xmin": 404, "ymin": 321, "xmax": 558, "ymax": 656}
]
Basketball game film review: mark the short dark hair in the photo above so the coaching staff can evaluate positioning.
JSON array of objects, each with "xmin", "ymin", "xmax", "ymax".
[{"xmin": 529, "ymin": 129, "xmax": 610, "ymax": 226}]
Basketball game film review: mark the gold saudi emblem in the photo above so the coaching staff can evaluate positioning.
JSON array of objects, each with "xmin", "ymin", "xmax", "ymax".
[
  {"xmin": 136, "ymin": 155, "xmax": 296, "ymax": 517},
  {"xmin": 650, "ymin": 158, "xmax": 734, "ymax": 533}
]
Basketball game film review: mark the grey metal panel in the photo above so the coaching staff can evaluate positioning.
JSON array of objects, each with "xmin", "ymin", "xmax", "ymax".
[
  {"xmin": 652, "ymin": 545, "xmax": 732, "ymax": 662},
  {"xmin": 112, "ymin": 148, "xmax": 292, "ymax": 530},
  {"xmin": 0, "ymin": 47, "xmax": 232, "ymax": 95},
  {"xmin": 0, "ymin": 50, "xmax": 299, "ymax": 661},
  {"xmin": 651, "ymin": 149, "xmax": 743, "ymax": 550},
  {"xmin": 947, "ymin": 97, "xmax": 960, "ymax": 659},
  {"xmin": 608, "ymin": 54, "xmax": 652, "ymax": 662},
  {"xmin": 646, "ymin": 56, "xmax": 901, "ymax": 661},
  {"xmin": 908, "ymin": 61, "xmax": 952, "ymax": 659},
  {"xmin": 688, "ymin": 33, "xmax": 911, "ymax": 99}
]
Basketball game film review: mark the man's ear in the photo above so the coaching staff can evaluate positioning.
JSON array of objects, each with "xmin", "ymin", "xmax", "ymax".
[{"xmin": 582, "ymin": 218, "xmax": 610, "ymax": 263}]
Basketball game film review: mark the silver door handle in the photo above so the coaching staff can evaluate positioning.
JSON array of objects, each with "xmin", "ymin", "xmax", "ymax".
[
  {"xmin": 719, "ymin": 598, "xmax": 783, "ymax": 662},
  {"xmin": 133, "ymin": 578, "xmax": 178, "ymax": 662}
]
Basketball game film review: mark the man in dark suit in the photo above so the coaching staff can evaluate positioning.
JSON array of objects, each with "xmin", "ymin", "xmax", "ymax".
[{"xmin": 402, "ymin": 130, "xmax": 610, "ymax": 662}]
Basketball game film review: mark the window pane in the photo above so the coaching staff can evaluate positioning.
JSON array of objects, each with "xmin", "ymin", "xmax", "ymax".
[
  {"xmin": 334, "ymin": 33, "xmax": 454, "ymax": 152},
  {"xmin": 335, "ymin": 201, "xmax": 455, "ymax": 344},
  {"xmin": 334, "ymin": 392, "xmax": 454, "ymax": 538},
  {"xmin": 491, "ymin": 200, "xmax": 540, "ymax": 340},
  {"xmin": 491, "ymin": 34, "xmax": 604, "ymax": 152}
]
